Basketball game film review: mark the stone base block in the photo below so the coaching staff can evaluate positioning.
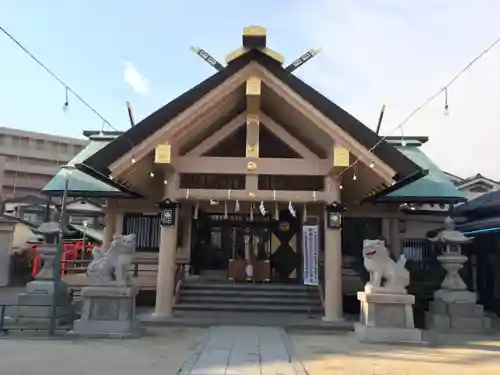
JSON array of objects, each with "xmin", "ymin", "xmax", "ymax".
[
  {"xmin": 434, "ymin": 289, "xmax": 477, "ymax": 304},
  {"xmin": 355, "ymin": 323, "xmax": 423, "ymax": 344},
  {"xmin": 357, "ymin": 292, "xmax": 415, "ymax": 329},
  {"xmin": 69, "ymin": 285, "xmax": 142, "ymax": 338},
  {"xmin": 356, "ymin": 291, "xmax": 422, "ymax": 344},
  {"xmin": 16, "ymin": 293, "xmax": 72, "ymax": 319},
  {"xmin": 429, "ymin": 300, "xmax": 484, "ymax": 318},
  {"xmin": 426, "ymin": 312, "xmax": 450, "ymax": 330},
  {"xmin": 26, "ymin": 279, "xmax": 68, "ymax": 295},
  {"xmin": 426, "ymin": 312, "xmax": 491, "ymax": 331},
  {"xmin": 427, "ymin": 297, "xmax": 490, "ymax": 332},
  {"xmin": 70, "ymin": 319, "xmax": 144, "ymax": 338}
]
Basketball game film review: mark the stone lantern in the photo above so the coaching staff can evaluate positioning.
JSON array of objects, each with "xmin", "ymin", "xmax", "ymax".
[
  {"xmin": 428, "ymin": 216, "xmax": 474, "ymax": 302},
  {"xmin": 14, "ymin": 217, "xmax": 72, "ymax": 324},
  {"xmin": 426, "ymin": 216, "xmax": 490, "ymax": 331}
]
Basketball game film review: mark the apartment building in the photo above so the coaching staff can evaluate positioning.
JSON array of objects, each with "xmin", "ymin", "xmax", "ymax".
[{"xmin": 0, "ymin": 126, "xmax": 88, "ymax": 198}]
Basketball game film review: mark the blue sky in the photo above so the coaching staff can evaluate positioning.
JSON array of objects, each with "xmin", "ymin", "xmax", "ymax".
[
  {"xmin": 0, "ymin": 1, "xmax": 308, "ymax": 136},
  {"xmin": 1, "ymin": 0, "xmax": 500, "ymax": 178}
]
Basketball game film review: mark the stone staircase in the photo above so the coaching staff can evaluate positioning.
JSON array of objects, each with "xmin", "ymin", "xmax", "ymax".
[{"xmin": 174, "ymin": 280, "xmax": 323, "ymax": 314}]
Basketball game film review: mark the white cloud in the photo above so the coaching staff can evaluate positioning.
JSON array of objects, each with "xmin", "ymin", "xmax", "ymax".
[
  {"xmin": 285, "ymin": 0, "xmax": 500, "ymax": 179},
  {"xmin": 123, "ymin": 61, "xmax": 150, "ymax": 95}
]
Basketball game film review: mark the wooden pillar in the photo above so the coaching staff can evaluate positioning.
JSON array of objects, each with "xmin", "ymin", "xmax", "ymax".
[
  {"xmin": 114, "ymin": 212, "xmax": 124, "ymax": 236},
  {"xmin": 102, "ymin": 207, "xmax": 116, "ymax": 249},
  {"xmin": 245, "ymin": 75, "xmax": 261, "ymax": 190},
  {"xmin": 322, "ymin": 177, "xmax": 343, "ymax": 322},
  {"xmin": 153, "ymin": 201, "xmax": 179, "ymax": 318}
]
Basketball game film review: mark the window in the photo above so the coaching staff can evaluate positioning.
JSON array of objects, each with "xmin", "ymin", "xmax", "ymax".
[
  {"xmin": 35, "ymin": 139, "xmax": 45, "ymax": 150},
  {"xmin": 23, "ymin": 213, "xmax": 40, "ymax": 223},
  {"xmin": 20, "ymin": 137, "xmax": 30, "ymax": 147},
  {"xmin": 469, "ymin": 185, "xmax": 490, "ymax": 193},
  {"xmin": 59, "ymin": 143, "xmax": 68, "ymax": 153},
  {"xmin": 11, "ymin": 137, "xmax": 19, "ymax": 147},
  {"xmin": 50, "ymin": 142, "xmax": 59, "ymax": 153},
  {"xmin": 401, "ymin": 238, "xmax": 432, "ymax": 261},
  {"xmin": 70, "ymin": 216, "xmax": 95, "ymax": 225}
]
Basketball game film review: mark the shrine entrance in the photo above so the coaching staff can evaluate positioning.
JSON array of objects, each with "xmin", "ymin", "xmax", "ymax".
[{"xmin": 190, "ymin": 211, "xmax": 302, "ymax": 283}]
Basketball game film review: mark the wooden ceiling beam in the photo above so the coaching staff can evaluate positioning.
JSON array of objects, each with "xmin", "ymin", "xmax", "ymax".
[
  {"xmin": 186, "ymin": 113, "xmax": 246, "ymax": 156},
  {"xmin": 260, "ymin": 113, "xmax": 319, "ymax": 160},
  {"xmin": 171, "ymin": 156, "xmax": 329, "ymax": 176}
]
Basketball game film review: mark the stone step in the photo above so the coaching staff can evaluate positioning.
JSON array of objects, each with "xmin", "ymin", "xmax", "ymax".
[
  {"xmin": 178, "ymin": 295, "xmax": 322, "ymax": 306},
  {"xmin": 183, "ymin": 281, "xmax": 319, "ymax": 292},
  {"xmin": 139, "ymin": 310, "xmax": 354, "ymax": 331},
  {"xmin": 180, "ymin": 289, "xmax": 319, "ymax": 298},
  {"xmin": 174, "ymin": 302, "xmax": 324, "ymax": 313}
]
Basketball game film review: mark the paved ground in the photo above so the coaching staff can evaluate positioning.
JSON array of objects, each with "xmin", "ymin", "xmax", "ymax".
[
  {"xmin": 0, "ymin": 327, "xmax": 206, "ymax": 375},
  {"xmin": 179, "ymin": 326, "xmax": 305, "ymax": 375},
  {"xmin": 1, "ymin": 326, "xmax": 500, "ymax": 375},
  {"xmin": 290, "ymin": 331, "xmax": 500, "ymax": 375},
  {"xmin": 2, "ymin": 285, "xmax": 500, "ymax": 374}
]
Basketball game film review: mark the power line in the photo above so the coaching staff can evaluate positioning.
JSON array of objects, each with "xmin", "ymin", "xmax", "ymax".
[
  {"xmin": 337, "ymin": 34, "xmax": 500, "ymax": 180},
  {"xmin": 0, "ymin": 24, "xmax": 120, "ymax": 133}
]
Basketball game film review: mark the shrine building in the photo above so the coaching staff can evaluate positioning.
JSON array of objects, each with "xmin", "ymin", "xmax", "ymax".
[{"xmin": 43, "ymin": 26, "xmax": 465, "ymax": 321}]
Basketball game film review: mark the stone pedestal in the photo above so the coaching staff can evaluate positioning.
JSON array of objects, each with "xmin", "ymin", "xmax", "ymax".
[
  {"xmin": 426, "ymin": 290, "xmax": 491, "ymax": 331},
  {"xmin": 13, "ymin": 244, "xmax": 72, "ymax": 324},
  {"xmin": 15, "ymin": 280, "xmax": 72, "ymax": 322},
  {"xmin": 69, "ymin": 285, "xmax": 143, "ymax": 338},
  {"xmin": 355, "ymin": 290, "xmax": 422, "ymax": 344}
]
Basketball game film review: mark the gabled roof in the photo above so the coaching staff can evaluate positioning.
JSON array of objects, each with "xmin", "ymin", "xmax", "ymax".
[
  {"xmin": 0, "ymin": 214, "xmax": 39, "ymax": 229},
  {"xmin": 364, "ymin": 137, "xmax": 465, "ymax": 203},
  {"xmin": 43, "ymin": 134, "xmax": 138, "ymax": 198},
  {"xmin": 454, "ymin": 189, "xmax": 500, "ymax": 216},
  {"xmin": 455, "ymin": 173, "xmax": 500, "ymax": 190},
  {"xmin": 443, "ymin": 171, "xmax": 465, "ymax": 185},
  {"xmin": 2, "ymin": 194, "xmax": 52, "ymax": 205},
  {"xmin": 82, "ymin": 49, "xmax": 421, "ymax": 181},
  {"xmin": 66, "ymin": 197, "xmax": 104, "ymax": 209}
]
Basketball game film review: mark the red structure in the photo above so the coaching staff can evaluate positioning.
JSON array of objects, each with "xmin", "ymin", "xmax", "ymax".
[{"xmin": 30, "ymin": 240, "xmax": 96, "ymax": 277}]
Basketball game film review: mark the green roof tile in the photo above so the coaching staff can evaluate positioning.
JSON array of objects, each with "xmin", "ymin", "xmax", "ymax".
[
  {"xmin": 385, "ymin": 144, "xmax": 465, "ymax": 201},
  {"xmin": 43, "ymin": 137, "xmax": 124, "ymax": 197}
]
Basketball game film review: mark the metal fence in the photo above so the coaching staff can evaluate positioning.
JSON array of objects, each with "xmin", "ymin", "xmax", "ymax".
[{"xmin": 123, "ymin": 213, "xmax": 161, "ymax": 252}]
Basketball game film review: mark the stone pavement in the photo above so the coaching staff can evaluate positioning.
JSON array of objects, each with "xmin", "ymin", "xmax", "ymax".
[
  {"xmin": 0, "ymin": 327, "xmax": 206, "ymax": 375},
  {"xmin": 179, "ymin": 326, "xmax": 305, "ymax": 375},
  {"xmin": 1, "ymin": 325, "xmax": 500, "ymax": 374},
  {"xmin": 290, "ymin": 331, "xmax": 500, "ymax": 375}
]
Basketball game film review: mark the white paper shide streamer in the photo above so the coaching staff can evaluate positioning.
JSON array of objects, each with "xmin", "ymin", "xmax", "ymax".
[
  {"xmin": 259, "ymin": 201, "xmax": 267, "ymax": 216},
  {"xmin": 288, "ymin": 201, "xmax": 296, "ymax": 218}
]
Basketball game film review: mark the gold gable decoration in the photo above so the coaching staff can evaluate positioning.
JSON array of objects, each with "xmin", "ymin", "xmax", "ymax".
[
  {"xmin": 246, "ymin": 76, "xmax": 262, "ymax": 96},
  {"xmin": 333, "ymin": 147, "xmax": 350, "ymax": 167},
  {"xmin": 246, "ymin": 144, "xmax": 259, "ymax": 158},
  {"xmin": 155, "ymin": 144, "xmax": 171, "ymax": 164},
  {"xmin": 225, "ymin": 26, "xmax": 284, "ymax": 65}
]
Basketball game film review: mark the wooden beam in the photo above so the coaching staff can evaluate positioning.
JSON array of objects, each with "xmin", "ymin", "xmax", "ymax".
[
  {"xmin": 255, "ymin": 65, "xmax": 395, "ymax": 183},
  {"xmin": 172, "ymin": 93, "xmax": 238, "ymax": 143},
  {"xmin": 260, "ymin": 113, "xmax": 319, "ymax": 160},
  {"xmin": 109, "ymin": 64, "xmax": 253, "ymax": 176},
  {"xmin": 186, "ymin": 113, "xmax": 246, "ymax": 156},
  {"xmin": 171, "ymin": 156, "xmax": 329, "ymax": 175},
  {"xmin": 245, "ymin": 76, "xmax": 261, "ymax": 159},
  {"xmin": 173, "ymin": 189, "xmax": 327, "ymax": 203}
]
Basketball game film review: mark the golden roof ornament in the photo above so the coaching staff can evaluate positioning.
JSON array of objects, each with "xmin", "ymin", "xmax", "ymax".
[{"xmin": 191, "ymin": 25, "xmax": 320, "ymax": 73}]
